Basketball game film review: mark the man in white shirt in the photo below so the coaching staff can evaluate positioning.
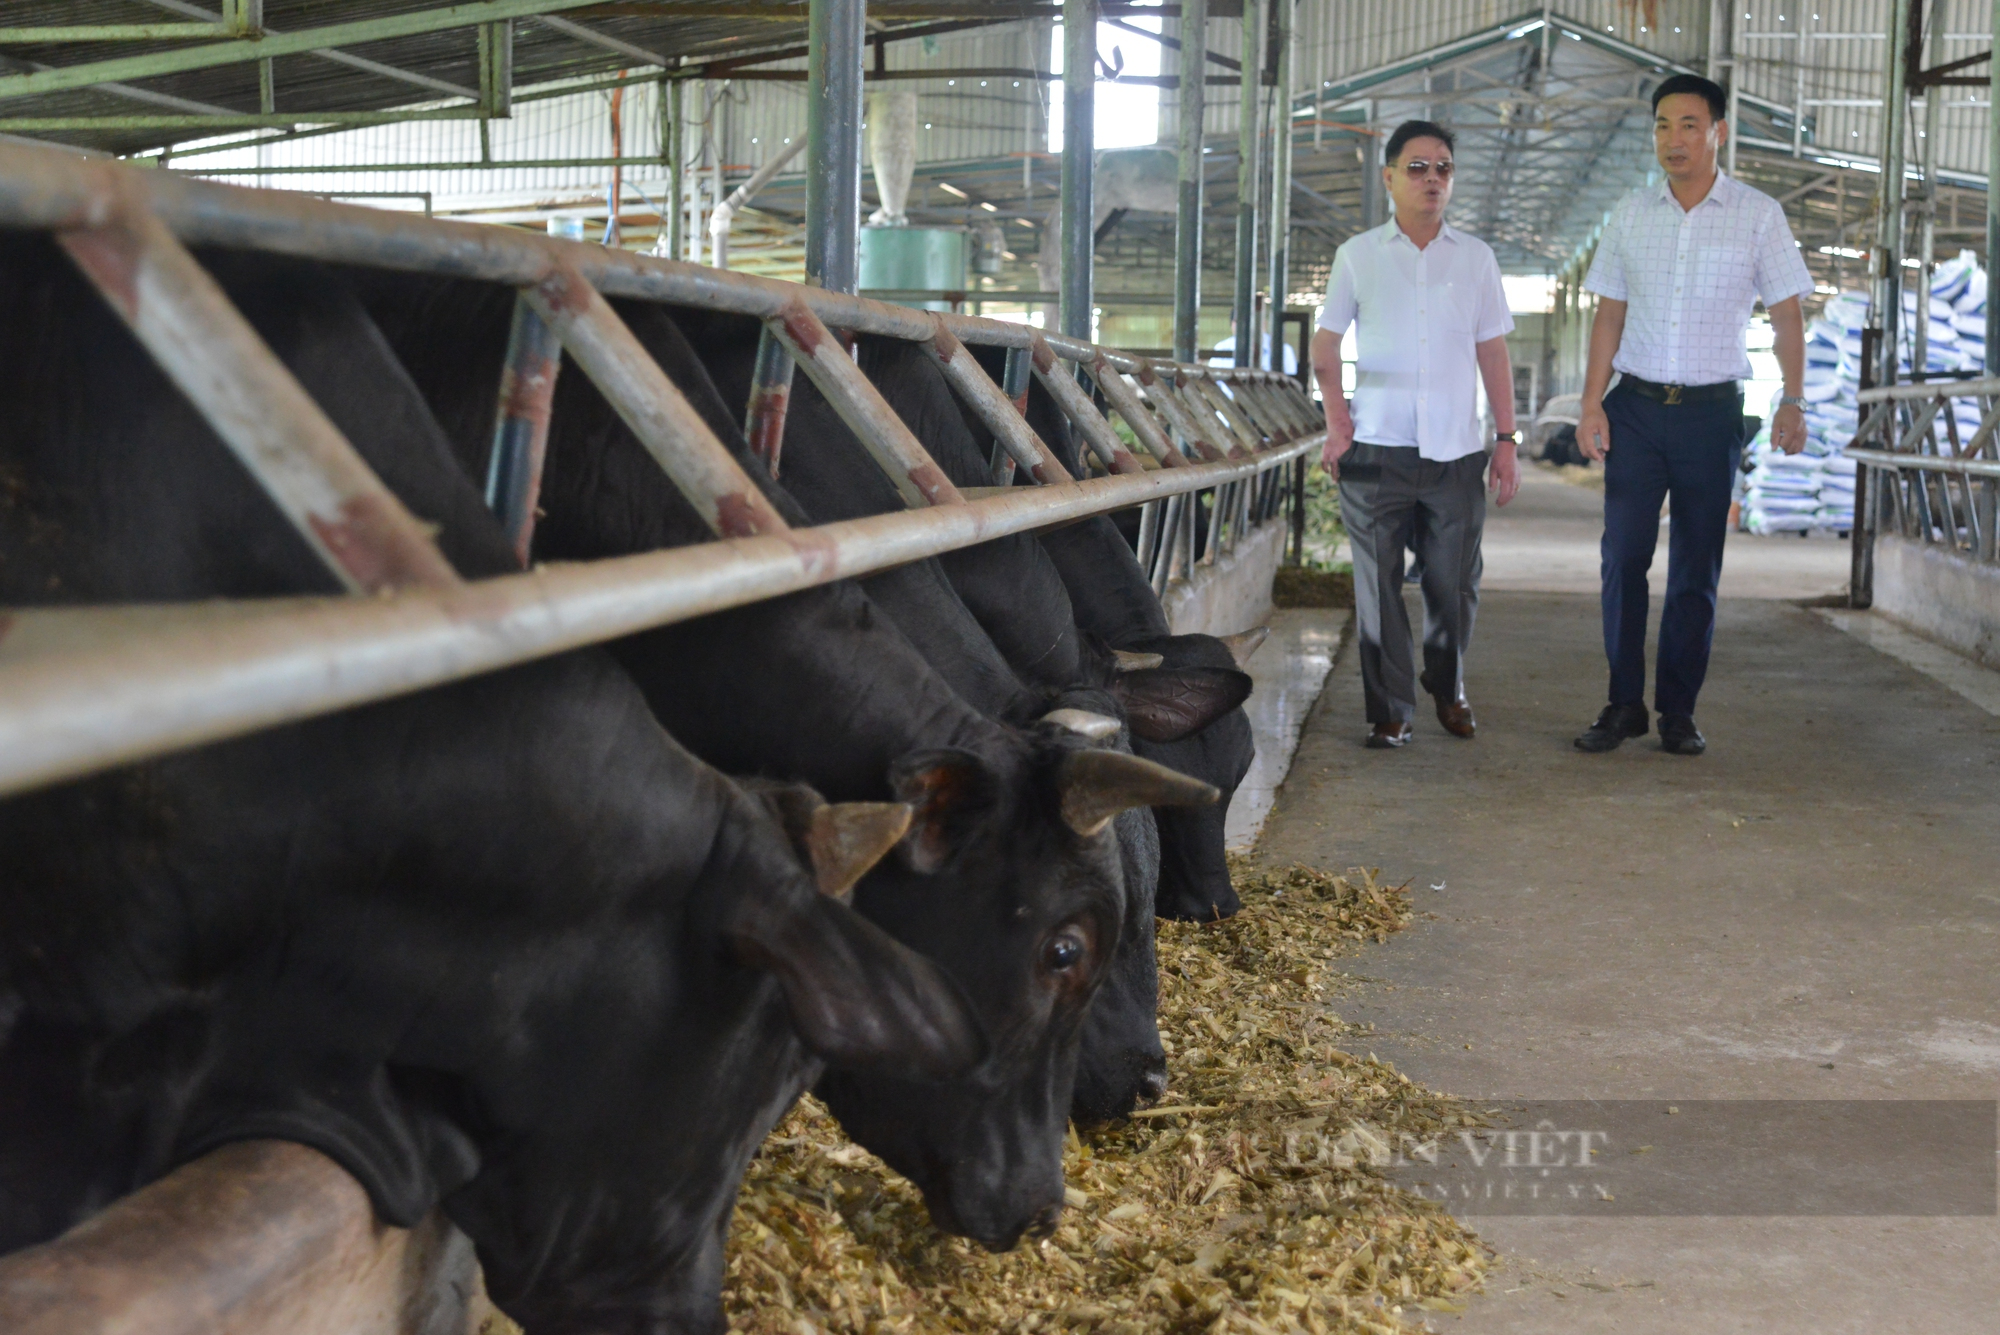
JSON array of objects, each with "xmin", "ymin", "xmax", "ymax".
[
  {"xmin": 1573, "ymin": 74, "xmax": 1813, "ymax": 756},
  {"xmin": 1310, "ymin": 120, "xmax": 1521, "ymax": 749}
]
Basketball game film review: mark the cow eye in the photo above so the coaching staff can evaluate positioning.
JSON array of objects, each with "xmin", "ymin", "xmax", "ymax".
[{"xmin": 1041, "ymin": 927, "xmax": 1087, "ymax": 974}]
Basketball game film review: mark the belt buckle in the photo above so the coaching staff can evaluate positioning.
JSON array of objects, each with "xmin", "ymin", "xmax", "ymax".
[{"xmin": 1663, "ymin": 383, "xmax": 1683, "ymax": 405}]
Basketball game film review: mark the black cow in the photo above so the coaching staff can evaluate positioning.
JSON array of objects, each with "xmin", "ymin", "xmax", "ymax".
[
  {"xmin": 0, "ymin": 240, "xmax": 979, "ymax": 1335},
  {"xmin": 915, "ymin": 348, "xmax": 1263, "ymax": 922},
  {"xmin": 356, "ymin": 277, "xmax": 1213, "ymax": 1232}
]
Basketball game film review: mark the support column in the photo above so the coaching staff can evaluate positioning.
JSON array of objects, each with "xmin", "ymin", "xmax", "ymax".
[
  {"xmin": 1232, "ymin": 0, "xmax": 1264, "ymax": 367},
  {"xmin": 1359, "ymin": 102, "xmax": 1383, "ymax": 228},
  {"xmin": 1061, "ymin": 0, "xmax": 1099, "ymax": 342},
  {"xmin": 1874, "ymin": 0, "xmax": 1912, "ymax": 391},
  {"xmin": 662, "ymin": 73, "xmax": 685, "ymax": 261},
  {"xmin": 1172, "ymin": 0, "xmax": 1208, "ymax": 363},
  {"xmin": 807, "ymin": 0, "xmax": 865, "ymax": 293},
  {"xmin": 1265, "ymin": 0, "xmax": 1293, "ymax": 376},
  {"xmin": 1914, "ymin": 72, "xmax": 1940, "ymax": 376},
  {"xmin": 1988, "ymin": 0, "xmax": 2000, "ymax": 370}
]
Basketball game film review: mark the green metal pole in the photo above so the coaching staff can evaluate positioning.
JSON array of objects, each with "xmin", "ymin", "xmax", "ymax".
[
  {"xmin": 1171, "ymin": 0, "xmax": 1207, "ymax": 364},
  {"xmin": 1231, "ymin": 0, "xmax": 1263, "ymax": 368},
  {"xmin": 1264, "ymin": 0, "xmax": 1292, "ymax": 376}
]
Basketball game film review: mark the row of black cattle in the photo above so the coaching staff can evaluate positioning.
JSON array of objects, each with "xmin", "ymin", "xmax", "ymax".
[{"xmin": 0, "ymin": 240, "xmax": 1267, "ymax": 1335}]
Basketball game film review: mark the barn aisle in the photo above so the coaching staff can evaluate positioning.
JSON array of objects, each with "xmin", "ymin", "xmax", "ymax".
[{"xmin": 1249, "ymin": 465, "xmax": 2000, "ymax": 1332}]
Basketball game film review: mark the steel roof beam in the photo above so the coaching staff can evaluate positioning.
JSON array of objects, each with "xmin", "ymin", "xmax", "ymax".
[
  {"xmin": 137, "ymin": 0, "xmax": 483, "ymax": 101},
  {"xmin": 0, "ymin": 0, "xmax": 605, "ymax": 103},
  {"xmin": 534, "ymin": 14, "xmax": 672, "ymax": 68}
]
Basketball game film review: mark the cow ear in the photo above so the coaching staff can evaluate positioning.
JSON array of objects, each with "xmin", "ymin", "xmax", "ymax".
[
  {"xmin": 749, "ymin": 784, "xmax": 914, "ymax": 900},
  {"xmin": 1216, "ymin": 626, "xmax": 1271, "ymax": 669},
  {"xmin": 888, "ymin": 749, "xmax": 1001, "ymax": 874},
  {"xmin": 1056, "ymin": 750, "xmax": 1218, "ymax": 837},
  {"xmin": 729, "ymin": 895, "xmax": 984, "ymax": 1079},
  {"xmin": 1111, "ymin": 667, "xmax": 1253, "ymax": 743}
]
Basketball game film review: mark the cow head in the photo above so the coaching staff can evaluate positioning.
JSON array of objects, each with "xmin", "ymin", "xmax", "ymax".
[
  {"xmin": 724, "ymin": 786, "xmax": 984, "ymax": 1082},
  {"xmin": 816, "ymin": 730, "xmax": 1213, "ymax": 1251},
  {"xmin": 1105, "ymin": 632, "xmax": 1259, "ymax": 922}
]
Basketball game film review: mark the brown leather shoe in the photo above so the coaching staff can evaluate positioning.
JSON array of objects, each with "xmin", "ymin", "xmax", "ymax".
[
  {"xmin": 1435, "ymin": 695, "xmax": 1476, "ymax": 739},
  {"xmin": 1421, "ymin": 670, "xmax": 1477, "ymax": 739},
  {"xmin": 1365, "ymin": 721, "xmax": 1414, "ymax": 749}
]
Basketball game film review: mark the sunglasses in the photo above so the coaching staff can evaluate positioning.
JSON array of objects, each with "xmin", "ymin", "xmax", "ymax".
[{"xmin": 1400, "ymin": 158, "xmax": 1455, "ymax": 179}]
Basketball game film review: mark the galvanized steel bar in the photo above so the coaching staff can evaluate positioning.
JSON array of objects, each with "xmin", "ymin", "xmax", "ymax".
[
  {"xmin": 1264, "ymin": 0, "xmax": 1292, "ymax": 377},
  {"xmin": 1060, "ymin": 0, "xmax": 1097, "ymax": 341},
  {"xmin": 1139, "ymin": 365, "xmax": 1228, "ymax": 462},
  {"xmin": 0, "ymin": 436, "xmax": 1317, "ymax": 798},
  {"xmin": 0, "ymin": 0, "xmax": 608, "ymax": 102},
  {"xmin": 57, "ymin": 208, "xmax": 460, "ymax": 596},
  {"xmin": 0, "ymin": 139, "xmax": 1294, "ymax": 383},
  {"xmin": 1846, "ymin": 447, "xmax": 2000, "ymax": 479},
  {"xmin": 524, "ymin": 263, "xmax": 792, "ymax": 538},
  {"xmin": 1030, "ymin": 334, "xmax": 1144, "ymax": 474},
  {"xmin": 1084, "ymin": 351, "xmax": 1192, "ymax": 468},
  {"xmin": 743, "ymin": 325, "xmax": 797, "ymax": 479},
  {"xmin": 805, "ymin": 0, "xmax": 865, "ymax": 293},
  {"xmin": 1858, "ymin": 377, "xmax": 2000, "ymax": 402},
  {"xmin": 1172, "ymin": 0, "xmax": 1207, "ymax": 363},
  {"xmin": 1231, "ymin": 0, "xmax": 1263, "ymax": 368},
  {"xmin": 768, "ymin": 298, "xmax": 966, "ymax": 506},
  {"xmin": 923, "ymin": 316, "xmax": 1072, "ymax": 484},
  {"xmin": 486, "ymin": 294, "xmax": 563, "ymax": 566},
  {"xmin": 1191, "ymin": 375, "xmax": 1260, "ymax": 456},
  {"xmin": 1874, "ymin": 0, "xmax": 1911, "ymax": 391}
]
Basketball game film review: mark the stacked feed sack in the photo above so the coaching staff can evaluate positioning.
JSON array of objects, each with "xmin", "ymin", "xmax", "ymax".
[{"xmin": 1742, "ymin": 436, "xmax": 1828, "ymax": 533}]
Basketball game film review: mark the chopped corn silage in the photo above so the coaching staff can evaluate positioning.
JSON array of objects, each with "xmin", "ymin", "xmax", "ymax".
[{"xmin": 722, "ymin": 862, "xmax": 1491, "ymax": 1335}]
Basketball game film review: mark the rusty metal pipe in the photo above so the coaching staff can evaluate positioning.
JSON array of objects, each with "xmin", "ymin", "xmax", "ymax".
[
  {"xmin": 1085, "ymin": 351, "xmax": 1190, "ymax": 469},
  {"xmin": 0, "ymin": 140, "xmax": 1290, "ymax": 383},
  {"xmin": 1028, "ymin": 334, "xmax": 1143, "ymax": 475},
  {"xmin": 743, "ymin": 324, "xmax": 796, "ymax": 479},
  {"xmin": 486, "ymin": 293, "xmax": 563, "ymax": 566},
  {"xmin": 0, "ymin": 436, "xmax": 1318, "ymax": 799},
  {"xmin": 1191, "ymin": 375, "xmax": 1262, "ymax": 456},
  {"xmin": 56, "ymin": 206, "xmax": 460, "ymax": 596},
  {"xmin": 765, "ymin": 298, "xmax": 966, "ymax": 507},
  {"xmin": 922, "ymin": 316, "xmax": 1070, "ymax": 485},
  {"xmin": 524, "ymin": 263, "xmax": 791, "ymax": 539},
  {"xmin": 1139, "ymin": 366, "xmax": 1228, "ymax": 463}
]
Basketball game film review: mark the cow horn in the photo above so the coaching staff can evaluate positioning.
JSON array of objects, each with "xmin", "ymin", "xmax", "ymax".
[
  {"xmin": 1111, "ymin": 649, "xmax": 1165, "ymax": 673},
  {"xmin": 1217, "ymin": 626, "xmax": 1271, "ymax": 670},
  {"xmin": 1057, "ymin": 750, "xmax": 1219, "ymax": 837},
  {"xmin": 1041, "ymin": 708, "xmax": 1121, "ymax": 740},
  {"xmin": 806, "ymin": 802, "xmax": 914, "ymax": 899}
]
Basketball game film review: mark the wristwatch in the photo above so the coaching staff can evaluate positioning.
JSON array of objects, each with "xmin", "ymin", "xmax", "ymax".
[
  {"xmin": 1494, "ymin": 431, "xmax": 1518, "ymax": 443},
  {"xmin": 1778, "ymin": 395, "xmax": 1807, "ymax": 409}
]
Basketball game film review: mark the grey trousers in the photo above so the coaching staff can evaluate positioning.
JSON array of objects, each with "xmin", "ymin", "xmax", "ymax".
[{"xmin": 1337, "ymin": 444, "xmax": 1487, "ymax": 725}]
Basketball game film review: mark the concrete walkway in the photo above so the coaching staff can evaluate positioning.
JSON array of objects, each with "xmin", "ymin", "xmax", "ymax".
[{"xmin": 1251, "ymin": 464, "xmax": 2000, "ymax": 1333}]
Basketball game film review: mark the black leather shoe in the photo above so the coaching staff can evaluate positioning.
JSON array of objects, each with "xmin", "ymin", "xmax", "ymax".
[
  {"xmin": 1365, "ymin": 721, "xmax": 1414, "ymax": 749},
  {"xmin": 1658, "ymin": 714, "xmax": 1706, "ymax": 755},
  {"xmin": 1574, "ymin": 703, "xmax": 1649, "ymax": 753}
]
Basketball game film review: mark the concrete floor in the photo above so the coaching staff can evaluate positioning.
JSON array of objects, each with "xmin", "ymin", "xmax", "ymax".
[{"xmin": 1251, "ymin": 464, "xmax": 2000, "ymax": 1333}]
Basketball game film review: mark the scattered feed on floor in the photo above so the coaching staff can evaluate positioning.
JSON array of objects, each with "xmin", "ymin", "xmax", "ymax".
[
  {"xmin": 1272, "ymin": 566, "xmax": 1355, "ymax": 609},
  {"xmin": 723, "ymin": 860, "xmax": 1491, "ymax": 1335}
]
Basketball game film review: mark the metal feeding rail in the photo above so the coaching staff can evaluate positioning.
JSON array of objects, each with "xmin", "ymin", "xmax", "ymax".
[
  {"xmin": 0, "ymin": 139, "xmax": 1324, "ymax": 802},
  {"xmin": 1849, "ymin": 378, "xmax": 2000, "ymax": 601}
]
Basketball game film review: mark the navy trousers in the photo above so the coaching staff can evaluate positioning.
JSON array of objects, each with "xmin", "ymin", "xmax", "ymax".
[{"xmin": 1600, "ymin": 381, "xmax": 1741, "ymax": 718}]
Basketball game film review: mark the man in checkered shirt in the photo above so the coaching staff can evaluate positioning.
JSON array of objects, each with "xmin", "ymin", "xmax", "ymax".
[{"xmin": 1573, "ymin": 73, "xmax": 1814, "ymax": 757}]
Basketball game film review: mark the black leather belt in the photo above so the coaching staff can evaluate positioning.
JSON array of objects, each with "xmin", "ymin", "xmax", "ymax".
[{"xmin": 1618, "ymin": 374, "xmax": 1740, "ymax": 406}]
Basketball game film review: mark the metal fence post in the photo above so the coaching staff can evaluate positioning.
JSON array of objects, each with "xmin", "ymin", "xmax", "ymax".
[
  {"xmin": 486, "ymin": 294, "xmax": 563, "ymax": 565},
  {"xmin": 806, "ymin": 0, "xmax": 864, "ymax": 294},
  {"xmin": 1264, "ymin": 0, "xmax": 1292, "ymax": 378},
  {"xmin": 1851, "ymin": 328, "xmax": 1879, "ymax": 608},
  {"xmin": 1232, "ymin": 0, "xmax": 1263, "ymax": 368},
  {"xmin": 1060, "ymin": 0, "xmax": 1098, "ymax": 343},
  {"xmin": 1172, "ymin": 0, "xmax": 1207, "ymax": 364}
]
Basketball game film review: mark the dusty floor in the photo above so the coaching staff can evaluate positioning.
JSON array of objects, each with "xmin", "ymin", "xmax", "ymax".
[{"xmin": 1249, "ymin": 464, "xmax": 2000, "ymax": 1333}]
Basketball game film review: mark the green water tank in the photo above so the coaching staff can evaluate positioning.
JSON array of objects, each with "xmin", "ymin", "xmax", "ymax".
[{"xmin": 859, "ymin": 226, "xmax": 966, "ymax": 310}]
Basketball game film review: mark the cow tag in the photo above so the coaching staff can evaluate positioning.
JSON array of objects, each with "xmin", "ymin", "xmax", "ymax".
[
  {"xmin": 1110, "ymin": 667, "xmax": 1253, "ymax": 743},
  {"xmin": 1216, "ymin": 626, "xmax": 1271, "ymax": 670},
  {"xmin": 1111, "ymin": 649, "xmax": 1166, "ymax": 673},
  {"xmin": 1040, "ymin": 708, "xmax": 1121, "ymax": 741},
  {"xmin": 888, "ymin": 749, "xmax": 1002, "ymax": 873},
  {"xmin": 1056, "ymin": 750, "xmax": 1218, "ymax": 837}
]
